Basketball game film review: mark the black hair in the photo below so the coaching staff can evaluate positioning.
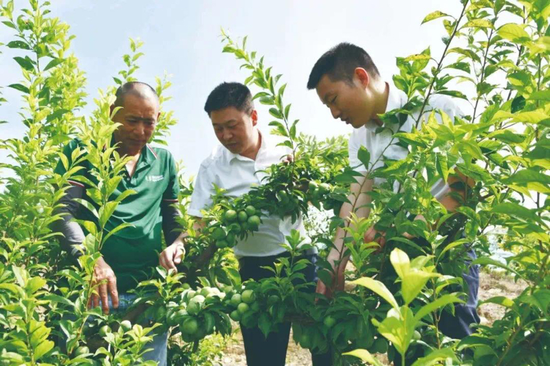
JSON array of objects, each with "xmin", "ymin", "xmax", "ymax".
[
  {"xmin": 204, "ymin": 82, "xmax": 254, "ymax": 116},
  {"xmin": 307, "ymin": 42, "xmax": 380, "ymax": 89},
  {"xmin": 114, "ymin": 81, "xmax": 159, "ymax": 107}
]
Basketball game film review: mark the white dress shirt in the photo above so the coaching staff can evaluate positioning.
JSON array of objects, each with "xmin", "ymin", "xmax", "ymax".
[
  {"xmin": 348, "ymin": 82, "xmax": 463, "ymax": 200},
  {"xmin": 189, "ymin": 130, "xmax": 309, "ymax": 257}
]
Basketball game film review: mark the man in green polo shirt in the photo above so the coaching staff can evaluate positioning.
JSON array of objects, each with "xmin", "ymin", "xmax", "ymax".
[{"xmin": 53, "ymin": 81, "xmax": 184, "ymax": 365}]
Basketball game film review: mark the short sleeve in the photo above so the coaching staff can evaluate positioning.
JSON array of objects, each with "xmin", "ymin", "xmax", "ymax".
[
  {"xmin": 188, "ymin": 162, "xmax": 216, "ymax": 217},
  {"xmin": 162, "ymin": 152, "xmax": 180, "ymax": 202}
]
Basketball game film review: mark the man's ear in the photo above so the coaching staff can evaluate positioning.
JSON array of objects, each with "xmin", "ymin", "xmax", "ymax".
[
  {"xmin": 251, "ymin": 109, "xmax": 258, "ymax": 126},
  {"xmin": 354, "ymin": 67, "xmax": 370, "ymax": 89}
]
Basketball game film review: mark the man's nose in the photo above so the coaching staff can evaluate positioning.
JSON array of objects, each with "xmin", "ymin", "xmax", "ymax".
[
  {"xmin": 330, "ymin": 106, "xmax": 341, "ymax": 120},
  {"xmin": 134, "ymin": 123, "xmax": 145, "ymax": 136},
  {"xmin": 222, "ymin": 129, "xmax": 233, "ymax": 141}
]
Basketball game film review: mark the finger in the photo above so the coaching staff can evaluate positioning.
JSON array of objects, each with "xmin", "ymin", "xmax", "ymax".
[
  {"xmin": 99, "ymin": 283, "xmax": 109, "ymax": 315},
  {"xmin": 108, "ymin": 278, "xmax": 119, "ymax": 309},
  {"xmin": 173, "ymin": 247, "xmax": 183, "ymax": 265},
  {"xmin": 159, "ymin": 252, "xmax": 168, "ymax": 269}
]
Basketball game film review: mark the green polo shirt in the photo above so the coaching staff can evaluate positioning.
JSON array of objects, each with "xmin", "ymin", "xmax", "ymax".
[{"xmin": 55, "ymin": 138, "xmax": 180, "ymax": 292}]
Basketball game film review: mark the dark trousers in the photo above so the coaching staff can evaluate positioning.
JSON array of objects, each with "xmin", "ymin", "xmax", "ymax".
[{"xmin": 239, "ymin": 252, "xmax": 332, "ymax": 366}]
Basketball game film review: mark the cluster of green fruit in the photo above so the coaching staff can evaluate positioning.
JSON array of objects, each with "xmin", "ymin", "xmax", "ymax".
[
  {"xmin": 165, "ymin": 287, "xmax": 230, "ymax": 343},
  {"xmin": 224, "ymin": 287, "xmax": 260, "ymax": 326},
  {"xmin": 208, "ymin": 204, "xmax": 261, "ymax": 249}
]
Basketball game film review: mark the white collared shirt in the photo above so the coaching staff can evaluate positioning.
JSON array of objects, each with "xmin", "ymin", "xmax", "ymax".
[
  {"xmin": 348, "ymin": 82, "xmax": 463, "ymax": 200},
  {"xmin": 189, "ymin": 131, "xmax": 309, "ymax": 257}
]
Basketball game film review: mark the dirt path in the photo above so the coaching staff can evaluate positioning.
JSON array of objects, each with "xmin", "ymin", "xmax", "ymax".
[{"xmin": 216, "ymin": 270, "xmax": 525, "ymax": 365}]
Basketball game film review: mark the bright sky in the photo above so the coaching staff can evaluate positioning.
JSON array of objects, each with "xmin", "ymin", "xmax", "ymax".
[{"xmin": 0, "ymin": 0, "xmax": 464, "ymax": 177}]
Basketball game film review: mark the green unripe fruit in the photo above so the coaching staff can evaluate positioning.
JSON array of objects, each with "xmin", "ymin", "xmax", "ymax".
[
  {"xmin": 238, "ymin": 211, "xmax": 248, "ymax": 222},
  {"xmin": 230, "ymin": 310, "xmax": 241, "ymax": 321},
  {"xmin": 319, "ymin": 183, "xmax": 331, "ymax": 194},
  {"xmin": 173, "ymin": 309, "xmax": 188, "ymax": 323},
  {"xmin": 267, "ymin": 294, "xmax": 279, "ymax": 305},
  {"xmin": 251, "ymin": 302, "xmax": 260, "ymax": 312},
  {"xmin": 216, "ymin": 239, "xmax": 228, "ymax": 248},
  {"xmin": 99, "ymin": 325, "xmax": 110, "ymax": 337},
  {"xmin": 247, "ymin": 215, "xmax": 261, "ymax": 229},
  {"xmin": 300, "ymin": 333, "xmax": 311, "ymax": 348},
  {"xmin": 181, "ymin": 318, "xmax": 199, "ymax": 335},
  {"xmin": 308, "ymin": 181, "xmax": 318, "ymax": 191},
  {"xmin": 230, "ymin": 293, "xmax": 242, "ymax": 306},
  {"xmin": 74, "ymin": 346, "xmax": 89, "ymax": 356},
  {"xmin": 323, "ymin": 316, "xmax": 336, "ymax": 328},
  {"xmin": 237, "ymin": 302, "xmax": 250, "ymax": 314},
  {"xmin": 413, "ymin": 330, "xmax": 421, "ymax": 341},
  {"xmin": 223, "ymin": 210, "xmax": 237, "ymax": 223},
  {"xmin": 245, "ymin": 205, "xmax": 256, "ymax": 216},
  {"xmin": 211, "ymin": 227, "xmax": 225, "ymax": 240},
  {"xmin": 120, "ymin": 320, "xmax": 132, "ymax": 332},
  {"xmin": 372, "ymin": 337, "xmax": 389, "ymax": 353},
  {"xmin": 241, "ymin": 289, "xmax": 255, "ymax": 304},
  {"xmin": 187, "ymin": 295, "xmax": 206, "ymax": 315},
  {"xmin": 226, "ymin": 232, "xmax": 236, "ymax": 245}
]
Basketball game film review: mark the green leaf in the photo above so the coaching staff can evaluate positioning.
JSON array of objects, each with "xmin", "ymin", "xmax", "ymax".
[
  {"xmin": 402, "ymin": 270, "xmax": 439, "ymax": 305},
  {"xmin": 390, "ymin": 248, "xmax": 410, "ymax": 279},
  {"xmin": 352, "ymin": 277, "xmax": 399, "ymax": 310},
  {"xmin": 357, "ymin": 146, "xmax": 370, "ymax": 170},
  {"xmin": 269, "ymin": 108, "xmax": 283, "ymax": 119},
  {"xmin": 498, "ymin": 23, "xmax": 529, "ymax": 42},
  {"xmin": 7, "ymin": 40, "xmax": 30, "ymax": 50},
  {"xmin": 8, "ymin": 83, "xmax": 29, "ymax": 94},
  {"xmin": 528, "ymin": 90, "xmax": 550, "ymax": 101},
  {"xmin": 462, "ymin": 19, "xmax": 493, "ymax": 29},
  {"xmin": 73, "ymin": 198, "xmax": 99, "ymax": 219},
  {"xmin": 435, "ymin": 153, "xmax": 449, "ymax": 182},
  {"xmin": 488, "ymin": 130, "xmax": 525, "ymax": 144},
  {"xmin": 342, "ymin": 349, "xmax": 383, "ymax": 365},
  {"xmin": 103, "ymin": 222, "xmax": 134, "ymax": 243},
  {"xmin": 470, "ymin": 257, "xmax": 524, "ymax": 279},
  {"xmin": 411, "ymin": 348, "xmax": 458, "ymax": 366},
  {"xmin": 414, "ymin": 294, "xmax": 464, "ymax": 323},
  {"xmin": 491, "ymin": 202, "xmax": 541, "ymax": 223},
  {"xmin": 513, "ymin": 110, "xmax": 548, "ymax": 124},
  {"xmin": 421, "ymin": 11, "xmax": 450, "ymax": 24},
  {"xmin": 33, "ymin": 340, "xmax": 54, "ymax": 360},
  {"xmin": 14, "ymin": 56, "xmax": 34, "ymax": 71},
  {"xmin": 44, "ymin": 58, "xmax": 63, "ymax": 71}
]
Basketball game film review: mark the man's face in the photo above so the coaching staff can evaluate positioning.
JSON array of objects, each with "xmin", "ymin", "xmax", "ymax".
[
  {"xmin": 315, "ymin": 72, "xmax": 373, "ymax": 129},
  {"xmin": 112, "ymin": 94, "xmax": 159, "ymax": 151},
  {"xmin": 210, "ymin": 107, "xmax": 258, "ymax": 155}
]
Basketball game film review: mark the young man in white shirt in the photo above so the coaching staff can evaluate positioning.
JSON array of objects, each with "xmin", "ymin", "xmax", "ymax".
[
  {"xmin": 307, "ymin": 43, "xmax": 479, "ymax": 358},
  {"xmin": 188, "ymin": 82, "xmax": 331, "ymax": 366}
]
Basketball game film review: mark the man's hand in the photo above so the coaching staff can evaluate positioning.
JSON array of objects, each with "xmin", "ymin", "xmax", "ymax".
[
  {"xmin": 364, "ymin": 227, "xmax": 386, "ymax": 252},
  {"xmin": 91, "ymin": 257, "xmax": 118, "ymax": 315},
  {"xmin": 159, "ymin": 241, "xmax": 185, "ymax": 273},
  {"xmin": 316, "ymin": 251, "xmax": 347, "ymax": 299}
]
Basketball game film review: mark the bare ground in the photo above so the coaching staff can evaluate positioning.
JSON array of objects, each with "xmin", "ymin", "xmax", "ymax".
[{"xmin": 215, "ymin": 270, "xmax": 526, "ymax": 366}]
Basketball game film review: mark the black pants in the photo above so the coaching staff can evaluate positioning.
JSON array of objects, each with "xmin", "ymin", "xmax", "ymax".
[{"xmin": 239, "ymin": 252, "xmax": 332, "ymax": 366}]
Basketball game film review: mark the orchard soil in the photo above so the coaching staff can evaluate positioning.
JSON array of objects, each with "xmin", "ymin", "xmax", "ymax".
[{"xmin": 215, "ymin": 270, "xmax": 526, "ymax": 365}]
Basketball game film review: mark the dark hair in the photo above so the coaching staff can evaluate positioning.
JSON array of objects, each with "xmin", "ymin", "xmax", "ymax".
[
  {"xmin": 204, "ymin": 82, "xmax": 254, "ymax": 116},
  {"xmin": 114, "ymin": 81, "xmax": 159, "ymax": 107},
  {"xmin": 307, "ymin": 42, "xmax": 380, "ymax": 90}
]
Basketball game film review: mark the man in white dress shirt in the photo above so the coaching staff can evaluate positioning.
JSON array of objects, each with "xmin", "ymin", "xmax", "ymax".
[
  {"xmin": 307, "ymin": 43, "xmax": 479, "ymax": 362},
  {"xmin": 189, "ymin": 82, "xmax": 331, "ymax": 366}
]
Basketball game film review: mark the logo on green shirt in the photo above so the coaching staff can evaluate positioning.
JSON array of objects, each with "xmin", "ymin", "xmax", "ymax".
[{"xmin": 146, "ymin": 175, "xmax": 164, "ymax": 182}]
